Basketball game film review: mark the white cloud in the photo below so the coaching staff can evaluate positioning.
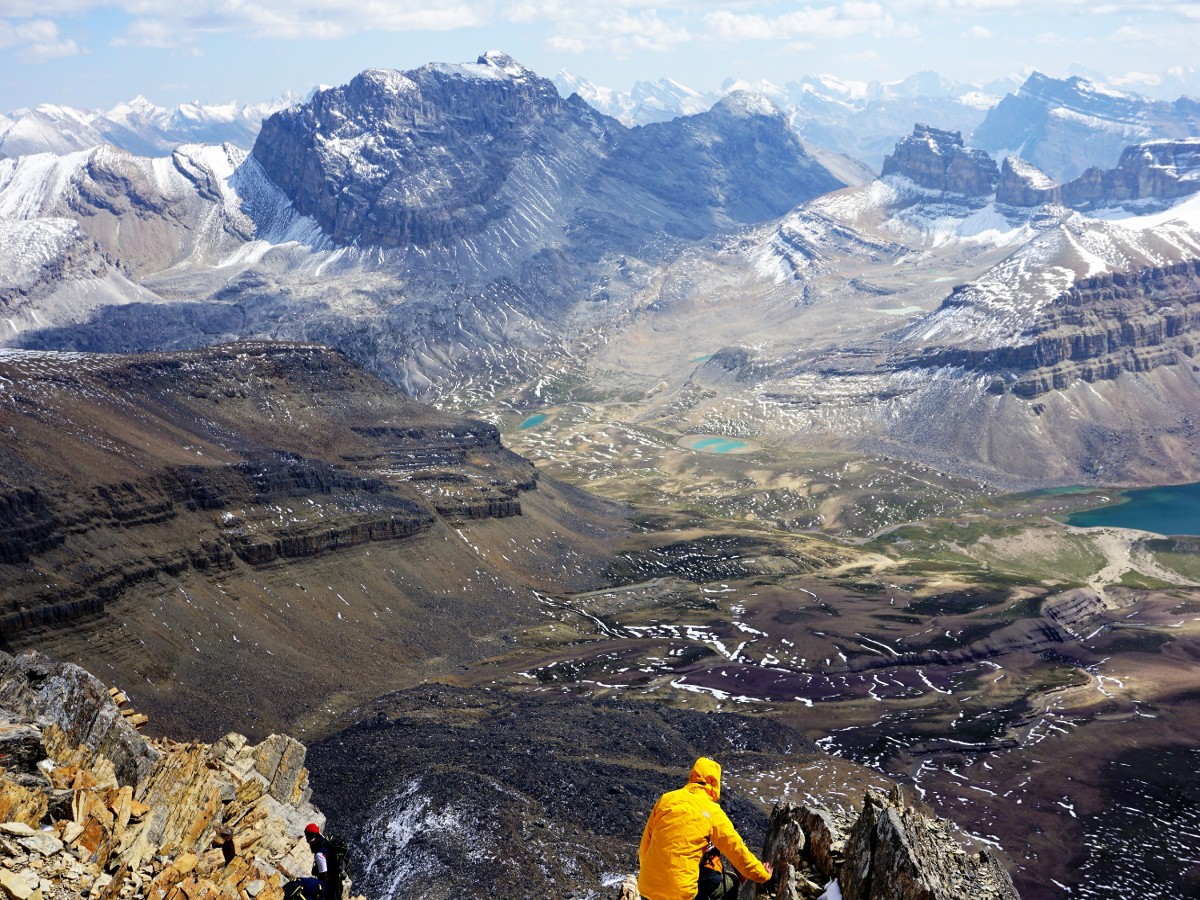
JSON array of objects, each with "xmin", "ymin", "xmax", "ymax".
[
  {"xmin": 1110, "ymin": 71, "xmax": 1161, "ymax": 88},
  {"xmin": 535, "ymin": 7, "xmax": 695, "ymax": 56},
  {"xmin": 704, "ymin": 3, "xmax": 898, "ymax": 43},
  {"xmin": 0, "ymin": 18, "xmax": 81, "ymax": 61},
  {"xmin": 3, "ymin": 0, "xmax": 1199, "ymax": 73}
]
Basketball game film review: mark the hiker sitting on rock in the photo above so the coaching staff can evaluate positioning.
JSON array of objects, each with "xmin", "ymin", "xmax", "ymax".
[{"xmin": 638, "ymin": 757, "xmax": 772, "ymax": 900}]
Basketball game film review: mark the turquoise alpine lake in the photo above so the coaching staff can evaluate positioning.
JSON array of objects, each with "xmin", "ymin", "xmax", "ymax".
[
  {"xmin": 517, "ymin": 413, "xmax": 548, "ymax": 430},
  {"xmin": 692, "ymin": 437, "xmax": 749, "ymax": 454},
  {"xmin": 1063, "ymin": 482, "xmax": 1200, "ymax": 535}
]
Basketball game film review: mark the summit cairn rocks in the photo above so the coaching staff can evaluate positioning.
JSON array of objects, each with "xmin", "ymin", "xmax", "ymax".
[
  {"xmin": 0, "ymin": 650, "xmax": 357, "ymax": 900},
  {"xmin": 746, "ymin": 788, "xmax": 1019, "ymax": 900}
]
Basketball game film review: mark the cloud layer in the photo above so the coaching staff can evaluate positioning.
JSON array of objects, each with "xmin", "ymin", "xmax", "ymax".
[{"xmin": 3, "ymin": 0, "xmax": 1196, "ymax": 58}]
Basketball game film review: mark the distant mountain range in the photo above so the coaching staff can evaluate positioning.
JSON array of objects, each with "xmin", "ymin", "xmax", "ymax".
[
  {"xmin": 3, "ymin": 53, "xmax": 1200, "ymax": 486},
  {"xmin": 973, "ymin": 72, "xmax": 1200, "ymax": 181},
  {"xmin": 7, "ymin": 67, "xmax": 1200, "ymax": 184},
  {"xmin": 0, "ymin": 94, "xmax": 297, "ymax": 158},
  {"xmin": 555, "ymin": 68, "xmax": 1010, "ymax": 171}
]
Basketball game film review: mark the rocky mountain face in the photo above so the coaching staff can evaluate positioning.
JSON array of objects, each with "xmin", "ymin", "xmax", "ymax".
[
  {"xmin": 0, "ymin": 343, "xmax": 627, "ymax": 738},
  {"xmin": 972, "ymin": 72, "xmax": 1200, "ymax": 181},
  {"xmin": 882, "ymin": 126, "xmax": 1200, "ymax": 215},
  {"xmin": 252, "ymin": 52, "xmax": 844, "ymax": 253},
  {"xmin": 880, "ymin": 124, "xmax": 998, "ymax": 196},
  {"xmin": 0, "ymin": 649, "xmax": 337, "ymax": 900},
  {"xmin": 1060, "ymin": 139, "xmax": 1200, "ymax": 210},
  {"xmin": 995, "ymin": 139, "xmax": 1200, "ymax": 210},
  {"xmin": 910, "ymin": 260, "xmax": 1200, "ymax": 401}
]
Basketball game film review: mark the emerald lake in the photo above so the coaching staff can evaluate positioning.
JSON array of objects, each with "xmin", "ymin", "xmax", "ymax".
[{"xmin": 1064, "ymin": 482, "xmax": 1200, "ymax": 535}]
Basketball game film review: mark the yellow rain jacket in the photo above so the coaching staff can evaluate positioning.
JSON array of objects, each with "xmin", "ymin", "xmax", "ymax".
[{"xmin": 637, "ymin": 758, "xmax": 771, "ymax": 900}]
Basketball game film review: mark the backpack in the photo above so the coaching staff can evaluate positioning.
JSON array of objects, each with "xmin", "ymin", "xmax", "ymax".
[
  {"xmin": 325, "ymin": 834, "xmax": 349, "ymax": 900},
  {"xmin": 284, "ymin": 878, "xmax": 323, "ymax": 900}
]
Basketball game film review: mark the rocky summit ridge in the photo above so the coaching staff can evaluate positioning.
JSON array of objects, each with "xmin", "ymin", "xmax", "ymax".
[
  {"xmin": 0, "ymin": 649, "xmax": 1022, "ymax": 900},
  {"xmin": 0, "ymin": 649, "xmax": 345, "ymax": 900}
]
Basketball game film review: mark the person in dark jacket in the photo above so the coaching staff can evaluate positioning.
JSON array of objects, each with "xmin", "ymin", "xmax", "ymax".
[{"xmin": 304, "ymin": 823, "xmax": 331, "ymax": 896}]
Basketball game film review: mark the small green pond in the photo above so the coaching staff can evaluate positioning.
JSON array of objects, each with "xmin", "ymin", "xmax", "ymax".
[{"xmin": 692, "ymin": 437, "xmax": 749, "ymax": 454}]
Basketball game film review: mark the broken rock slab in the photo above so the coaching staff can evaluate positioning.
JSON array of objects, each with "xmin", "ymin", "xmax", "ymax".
[{"xmin": 749, "ymin": 789, "xmax": 1019, "ymax": 900}]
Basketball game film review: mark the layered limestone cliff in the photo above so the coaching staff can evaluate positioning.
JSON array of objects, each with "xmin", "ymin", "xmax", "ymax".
[
  {"xmin": 0, "ymin": 650, "xmax": 346, "ymax": 900},
  {"xmin": 880, "ymin": 125, "xmax": 998, "ymax": 197},
  {"xmin": 0, "ymin": 342, "xmax": 625, "ymax": 741},
  {"xmin": 909, "ymin": 260, "xmax": 1200, "ymax": 398},
  {"xmin": 996, "ymin": 139, "xmax": 1200, "ymax": 211},
  {"xmin": 0, "ymin": 343, "xmax": 536, "ymax": 642}
]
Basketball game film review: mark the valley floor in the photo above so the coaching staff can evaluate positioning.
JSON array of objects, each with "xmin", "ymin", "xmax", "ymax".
[{"xmin": 476, "ymin": 409, "xmax": 1200, "ymax": 899}]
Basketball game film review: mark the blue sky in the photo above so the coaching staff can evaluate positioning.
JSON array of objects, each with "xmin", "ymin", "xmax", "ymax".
[{"xmin": 1, "ymin": 1, "xmax": 1199, "ymax": 110}]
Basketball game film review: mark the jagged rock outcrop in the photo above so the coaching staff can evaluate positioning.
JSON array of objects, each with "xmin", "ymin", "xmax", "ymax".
[
  {"xmin": 994, "ymin": 157, "xmax": 1059, "ymax": 208},
  {"xmin": 750, "ymin": 790, "xmax": 1018, "ymax": 900},
  {"xmin": 1061, "ymin": 139, "xmax": 1200, "ymax": 210},
  {"xmin": 880, "ymin": 125, "xmax": 998, "ymax": 196},
  {"xmin": 0, "ymin": 650, "xmax": 349, "ymax": 900},
  {"xmin": 1041, "ymin": 589, "xmax": 1106, "ymax": 637},
  {"xmin": 0, "ymin": 652, "xmax": 156, "ymax": 788}
]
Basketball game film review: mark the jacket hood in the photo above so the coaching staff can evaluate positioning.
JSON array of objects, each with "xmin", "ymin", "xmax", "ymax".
[{"xmin": 689, "ymin": 756, "xmax": 721, "ymax": 802}]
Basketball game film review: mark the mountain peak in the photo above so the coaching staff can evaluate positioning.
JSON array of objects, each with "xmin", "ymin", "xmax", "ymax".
[
  {"xmin": 881, "ymin": 123, "xmax": 998, "ymax": 195},
  {"xmin": 713, "ymin": 89, "xmax": 782, "ymax": 118},
  {"xmin": 413, "ymin": 51, "xmax": 535, "ymax": 84},
  {"xmin": 479, "ymin": 49, "xmax": 528, "ymax": 76}
]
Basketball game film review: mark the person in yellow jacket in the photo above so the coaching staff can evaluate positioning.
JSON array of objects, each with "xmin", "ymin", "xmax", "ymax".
[{"xmin": 638, "ymin": 757, "xmax": 773, "ymax": 900}]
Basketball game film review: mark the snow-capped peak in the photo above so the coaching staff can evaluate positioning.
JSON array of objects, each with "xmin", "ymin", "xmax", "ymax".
[{"xmin": 716, "ymin": 91, "xmax": 781, "ymax": 118}]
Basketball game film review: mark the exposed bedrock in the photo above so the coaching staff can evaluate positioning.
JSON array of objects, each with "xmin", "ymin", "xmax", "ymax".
[
  {"xmin": 251, "ymin": 53, "xmax": 845, "ymax": 253},
  {"xmin": 907, "ymin": 260, "xmax": 1200, "ymax": 398},
  {"xmin": 996, "ymin": 139, "xmax": 1200, "ymax": 210},
  {"xmin": 0, "ymin": 649, "xmax": 158, "ymax": 786},
  {"xmin": 753, "ymin": 792, "xmax": 1018, "ymax": 900},
  {"xmin": 881, "ymin": 124, "xmax": 999, "ymax": 196},
  {"xmin": 0, "ymin": 344, "xmax": 543, "ymax": 642}
]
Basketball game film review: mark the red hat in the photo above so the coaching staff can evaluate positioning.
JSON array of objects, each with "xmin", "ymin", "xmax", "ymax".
[{"xmin": 304, "ymin": 823, "xmax": 320, "ymax": 835}]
